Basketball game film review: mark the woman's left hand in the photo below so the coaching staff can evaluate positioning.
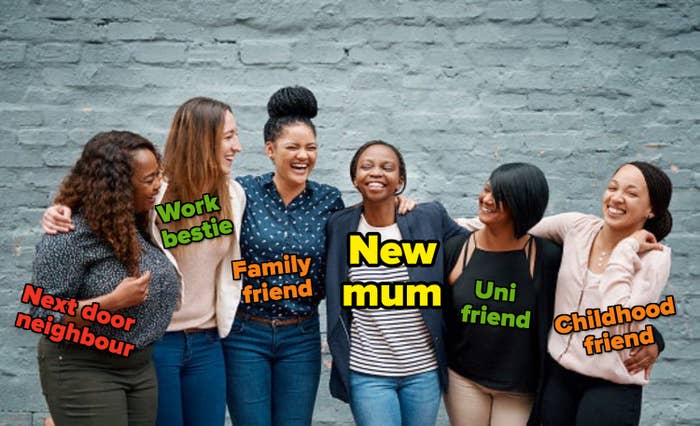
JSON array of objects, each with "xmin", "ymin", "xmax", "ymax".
[
  {"xmin": 396, "ymin": 196, "xmax": 416, "ymax": 215},
  {"xmin": 631, "ymin": 229, "xmax": 663, "ymax": 254},
  {"xmin": 625, "ymin": 343, "xmax": 659, "ymax": 380}
]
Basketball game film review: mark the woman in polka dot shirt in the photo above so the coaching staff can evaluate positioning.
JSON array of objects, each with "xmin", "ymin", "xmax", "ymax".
[{"xmin": 223, "ymin": 86, "xmax": 342, "ymax": 426}]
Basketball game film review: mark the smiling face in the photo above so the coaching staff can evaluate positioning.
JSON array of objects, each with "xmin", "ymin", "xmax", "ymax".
[
  {"xmin": 265, "ymin": 122, "xmax": 317, "ymax": 187},
  {"xmin": 478, "ymin": 180, "xmax": 513, "ymax": 228},
  {"xmin": 219, "ymin": 110, "xmax": 241, "ymax": 175},
  {"xmin": 131, "ymin": 148, "xmax": 162, "ymax": 213},
  {"xmin": 353, "ymin": 144, "xmax": 404, "ymax": 204},
  {"xmin": 602, "ymin": 164, "xmax": 653, "ymax": 234}
]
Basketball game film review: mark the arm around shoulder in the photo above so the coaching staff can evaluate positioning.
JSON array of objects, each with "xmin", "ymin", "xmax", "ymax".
[
  {"xmin": 454, "ymin": 217, "xmax": 483, "ymax": 232},
  {"xmin": 600, "ymin": 240, "xmax": 671, "ymax": 309},
  {"xmin": 528, "ymin": 212, "xmax": 594, "ymax": 244}
]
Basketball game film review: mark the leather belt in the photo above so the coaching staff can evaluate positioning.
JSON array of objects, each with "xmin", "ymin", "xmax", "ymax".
[
  {"xmin": 182, "ymin": 327, "xmax": 215, "ymax": 334},
  {"xmin": 236, "ymin": 312, "xmax": 313, "ymax": 327}
]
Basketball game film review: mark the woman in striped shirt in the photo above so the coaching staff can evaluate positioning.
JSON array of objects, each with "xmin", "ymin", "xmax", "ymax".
[{"xmin": 325, "ymin": 140, "xmax": 466, "ymax": 426}]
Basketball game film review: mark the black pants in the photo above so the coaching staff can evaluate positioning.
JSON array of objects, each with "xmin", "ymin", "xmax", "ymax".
[
  {"xmin": 541, "ymin": 357, "xmax": 642, "ymax": 426},
  {"xmin": 38, "ymin": 337, "xmax": 157, "ymax": 426}
]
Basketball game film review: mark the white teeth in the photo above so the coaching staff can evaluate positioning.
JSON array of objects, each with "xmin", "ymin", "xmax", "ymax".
[
  {"xmin": 481, "ymin": 206, "xmax": 496, "ymax": 214},
  {"xmin": 368, "ymin": 182, "xmax": 385, "ymax": 189},
  {"xmin": 291, "ymin": 163, "xmax": 308, "ymax": 169},
  {"xmin": 608, "ymin": 206, "xmax": 625, "ymax": 215}
]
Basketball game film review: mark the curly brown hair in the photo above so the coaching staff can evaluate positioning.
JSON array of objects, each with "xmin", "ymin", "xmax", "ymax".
[{"xmin": 54, "ymin": 131, "xmax": 160, "ymax": 275}]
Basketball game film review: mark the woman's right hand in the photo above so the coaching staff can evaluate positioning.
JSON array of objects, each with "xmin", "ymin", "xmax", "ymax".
[
  {"xmin": 110, "ymin": 271, "xmax": 151, "ymax": 310},
  {"xmin": 625, "ymin": 342, "xmax": 659, "ymax": 380},
  {"xmin": 42, "ymin": 204, "xmax": 74, "ymax": 234},
  {"xmin": 631, "ymin": 229, "xmax": 663, "ymax": 254}
]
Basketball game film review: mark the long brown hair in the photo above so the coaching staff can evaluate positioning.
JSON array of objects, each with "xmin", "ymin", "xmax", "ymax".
[
  {"xmin": 55, "ymin": 131, "xmax": 158, "ymax": 275},
  {"xmin": 161, "ymin": 97, "xmax": 234, "ymax": 228}
]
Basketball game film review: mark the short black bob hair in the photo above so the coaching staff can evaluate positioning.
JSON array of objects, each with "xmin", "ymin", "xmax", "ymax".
[
  {"xmin": 350, "ymin": 140, "xmax": 407, "ymax": 195},
  {"xmin": 488, "ymin": 162, "xmax": 549, "ymax": 238}
]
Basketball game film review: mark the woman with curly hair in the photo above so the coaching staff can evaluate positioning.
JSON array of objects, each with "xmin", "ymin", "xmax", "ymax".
[
  {"xmin": 33, "ymin": 131, "xmax": 179, "ymax": 426},
  {"xmin": 44, "ymin": 89, "xmax": 409, "ymax": 425},
  {"xmin": 42, "ymin": 98, "xmax": 244, "ymax": 426}
]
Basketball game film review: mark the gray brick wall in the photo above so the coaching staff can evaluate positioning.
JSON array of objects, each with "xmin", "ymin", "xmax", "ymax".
[{"xmin": 1, "ymin": 1, "xmax": 698, "ymax": 424}]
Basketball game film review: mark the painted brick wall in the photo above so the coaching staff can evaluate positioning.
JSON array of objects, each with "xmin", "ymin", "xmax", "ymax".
[{"xmin": 1, "ymin": 1, "xmax": 698, "ymax": 424}]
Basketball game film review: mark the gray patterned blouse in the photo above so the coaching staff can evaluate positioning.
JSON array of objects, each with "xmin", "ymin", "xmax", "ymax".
[{"xmin": 31, "ymin": 214, "xmax": 179, "ymax": 348}]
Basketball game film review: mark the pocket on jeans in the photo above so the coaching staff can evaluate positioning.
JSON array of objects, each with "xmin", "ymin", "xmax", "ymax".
[{"xmin": 37, "ymin": 339, "xmax": 64, "ymax": 392}]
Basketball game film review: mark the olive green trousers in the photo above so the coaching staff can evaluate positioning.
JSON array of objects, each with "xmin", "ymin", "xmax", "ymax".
[{"xmin": 38, "ymin": 337, "xmax": 157, "ymax": 426}]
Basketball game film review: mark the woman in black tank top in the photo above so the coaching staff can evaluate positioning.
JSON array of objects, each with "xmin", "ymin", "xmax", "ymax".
[
  {"xmin": 448, "ymin": 233, "xmax": 538, "ymax": 392},
  {"xmin": 443, "ymin": 163, "xmax": 562, "ymax": 426}
]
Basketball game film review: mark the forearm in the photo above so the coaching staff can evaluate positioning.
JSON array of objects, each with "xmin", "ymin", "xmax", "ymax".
[
  {"xmin": 600, "ymin": 240, "xmax": 671, "ymax": 309},
  {"xmin": 62, "ymin": 291, "xmax": 125, "ymax": 327}
]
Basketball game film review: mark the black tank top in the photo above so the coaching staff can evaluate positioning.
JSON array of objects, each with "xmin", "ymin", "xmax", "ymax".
[{"xmin": 445, "ymin": 233, "xmax": 538, "ymax": 392}]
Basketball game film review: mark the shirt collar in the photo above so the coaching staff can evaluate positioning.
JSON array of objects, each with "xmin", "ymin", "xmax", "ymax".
[
  {"xmin": 262, "ymin": 172, "xmax": 314, "ymax": 196},
  {"xmin": 261, "ymin": 172, "xmax": 276, "ymax": 188}
]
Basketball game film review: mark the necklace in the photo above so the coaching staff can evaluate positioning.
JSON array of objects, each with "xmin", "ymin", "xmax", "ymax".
[
  {"xmin": 593, "ymin": 233, "xmax": 615, "ymax": 268},
  {"xmin": 596, "ymin": 250, "xmax": 609, "ymax": 267}
]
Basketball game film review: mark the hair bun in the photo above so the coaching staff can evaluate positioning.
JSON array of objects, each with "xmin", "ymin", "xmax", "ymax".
[
  {"xmin": 628, "ymin": 161, "xmax": 673, "ymax": 241},
  {"xmin": 267, "ymin": 86, "xmax": 317, "ymax": 119},
  {"xmin": 645, "ymin": 209, "xmax": 673, "ymax": 241}
]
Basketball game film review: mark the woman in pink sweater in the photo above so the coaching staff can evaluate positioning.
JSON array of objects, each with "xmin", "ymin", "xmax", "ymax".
[{"xmin": 533, "ymin": 161, "xmax": 672, "ymax": 425}]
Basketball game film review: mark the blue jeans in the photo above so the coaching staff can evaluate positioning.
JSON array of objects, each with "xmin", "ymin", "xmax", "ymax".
[
  {"xmin": 152, "ymin": 329, "xmax": 226, "ymax": 426},
  {"xmin": 350, "ymin": 370, "xmax": 441, "ymax": 426},
  {"xmin": 222, "ymin": 313, "xmax": 321, "ymax": 426}
]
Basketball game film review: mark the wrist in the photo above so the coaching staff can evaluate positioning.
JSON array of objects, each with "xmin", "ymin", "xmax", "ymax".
[{"xmin": 99, "ymin": 291, "xmax": 122, "ymax": 311}]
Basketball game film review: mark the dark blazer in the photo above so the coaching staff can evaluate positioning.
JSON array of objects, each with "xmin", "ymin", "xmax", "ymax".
[{"xmin": 325, "ymin": 201, "xmax": 467, "ymax": 403}]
